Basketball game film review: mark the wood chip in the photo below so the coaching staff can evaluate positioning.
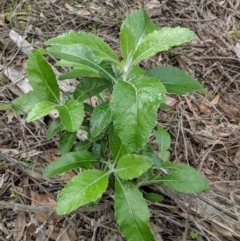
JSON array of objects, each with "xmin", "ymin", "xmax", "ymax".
[{"xmin": 13, "ymin": 211, "xmax": 26, "ymax": 241}]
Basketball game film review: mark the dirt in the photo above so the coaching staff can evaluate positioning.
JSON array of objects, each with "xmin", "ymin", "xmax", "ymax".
[{"xmin": 0, "ymin": 0, "xmax": 240, "ymax": 241}]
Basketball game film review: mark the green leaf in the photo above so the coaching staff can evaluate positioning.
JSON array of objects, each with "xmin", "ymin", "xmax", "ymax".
[
  {"xmin": 0, "ymin": 103, "xmax": 11, "ymax": 111},
  {"xmin": 56, "ymin": 99, "xmax": 84, "ymax": 132},
  {"xmin": 129, "ymin": 66, "xmax": 146, "ymax": 79},
  {"xmin": 74, "ymin": 78, "xmax": 109, "ymax": 102},
  {"xmin": 115, "ymin": 154, "xmax": 152, "ymax": 180},
  {"xmin": 27, "ymin": 50, "xmax": 60, "ymax": 103},
  {"xmin": 59, "ymin": 69, "xmax": 99, "ymax": 80},
  {"xmin": 45, "ymin": 31, "xmax": 119, "ymax": 63},
  {"xmin": 46, "ymin": 45, "xmax": 117, "ymax": 83},
  {"xmin": 146, "ymin": 66, "xmax": 204, "ymax": 94},
  {"xmin": 109, "ymin": 128, "xmax": 130, "ymax": 162},
  {"xmin": 57, "ymin": 170, "xmax": 109, "ymax": 214},
  {"xmin": 99, "ymin": 60, "xmax": 121, "ymax": 82},
  {"xmin": 72, "ymin": 140, "xmax": 91, "ymax": 152},
  {"xmin": 141, "ymin": 151, "xmax": 163, "ymax": 168},
  {"xmin": 159, "ymin": 162, "xmax": 209, "ymax": 193},
  {"xmin": 59, "ymin": 131, "xmax": 77, "ymax": 154},
  {"xmin": 27, "ymin": 101, "xmax": 57, "ymax": 122},
  {"xmin": 133, "ymin": 27, "xmax": 195, "ymax": 64},
  {"xmin": 12, "ymin": 91, "xmax": 45, "ymax": 114},
  {"xmin": 43, "ymin": 151, "xmax": 97, "ymax": 177},
  {"xmin": 144, "ymin": 193, "xmax": 164, "ymax": 202},
  {"xmin": 90, "ymin": 102, "xmax": 111, "ymax": 141},
  {"xmin": 155, "ymin": 127, "xmax": 171, "ymax": 152},
  {"xmin": 159, "ymin": 151, "xmax": 170, "ymax": 162},
  {"xmin": 114, "ymin": 177, "xmax": 155, "ymax": 241},
  {"xmin": 46, "ymin": 117, "xmax": 65, "ymax": 140},
  {"xmin": 110, "ymin": 76, "xmax": 166, "ymax": 151},
  {"xmin": 120, "ymin": 8, "xmax": 158, "ymax": 61}
]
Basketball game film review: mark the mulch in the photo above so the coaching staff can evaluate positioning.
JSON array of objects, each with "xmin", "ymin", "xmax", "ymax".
[{"xmin": 0, "ymin": 1, "xmax": 240, "ymax": 240}]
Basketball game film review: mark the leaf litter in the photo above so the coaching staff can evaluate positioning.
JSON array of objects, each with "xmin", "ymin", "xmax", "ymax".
[{"xmin": 0, "ymin": 0, "xmax": 240, "ymax": 240}]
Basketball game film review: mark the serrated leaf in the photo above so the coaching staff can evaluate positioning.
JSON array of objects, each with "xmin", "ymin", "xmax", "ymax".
[
  {"xmin": 115, "ymin": 154, "xmax": 152, "ymax": 180},
  {"xmin": 27, "ymin": 50, "xmax": 60, "ymax": 103},
  {"xmin": 59, "ymin": 131, "xmax": 77, "ymax": 154},
  {"xmin": 159, "ymin": 162, "xmax": 209, "ymax": 193},
  {"xmin": 155, "ymin": 127, "xmax": 171, "ymax": 152},
  {"xmin": 45, "ymin": 31, "xmax": 119, "ymax": 63},
  {"xmin": 27, "ymin": 101, "xmax": 58, "ymax": 122},
  {"xmin": 144, "ymin": 193, "xmax": 164, "ymax": 202},
  {"xmin": 57, "ymin": 170, "xmax": 109, "ymax": 214},
  {"xmin": 114, "ymin": 177, "xmax": 155, "ymax": 241},
  {"xmin": 110, "ymin": 76, "xmax": 166, "ymax": 151},
  {"xmin": 56, "ymin": 99, "xmax": 84, "ymax": 132},
  {"xmin": 12, "ymin": 91, "xmax": 45, "ymax": 114},
  {"xmin": 109, "ymin": 128, "xmax": 130, "ymax": 162},
  {"xmin": 146, "ymin": 66, "xmax": 204, "ymax": 94},
  {"xmin": 46, "ymin": 117, "xmax": 65, "ymax": 140},
  {"xmin": 43, "ymin": 151, "xmax": 97, "ymax": 177},
  {"xmin": 74, "ymin": 78, "xmax": 109, "ymax": 102},
  {"xmin": 46, "ymin": 45, "xmax": 117, "ymax": 83},
  {"xmin": 120, "ymin": 8, "xmax": 158, "ymax": 61},
  {"xmin": 90, "ymin": 102, "xmax": 111, "ymax": 141},
  {"xmin": 133, "ymin": 27, "xmax": 195, "ymax": 64}
]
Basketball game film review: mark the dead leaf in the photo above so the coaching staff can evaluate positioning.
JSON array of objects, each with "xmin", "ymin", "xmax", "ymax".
[
  {"xmin": 0, "ymin": 14, "xmax": 5, "ymax": 26},
  {"xmin": 13, "ymin": 210, "xmax": 26, "ymax": 241},
  {"xmin": 64, "ymin": 2, "xmax": 74, "ymax": 11},
  {"xmin": 218, "ymin": 103, "xmax": 239, "ymax": 118},
  {"xmin": 234, "ymin": 148, "xmax": 240, "ymax": 164},
  {"xmin": 0, "ymin": 148, "xmax": 42, "ymax": 158},
  {"xmin": 216, "ymin": 131, "xmax": 230, "ymax": 137},
  {"xmin": 44, "ymin": 225, "xmax": 72, "ymax": 241},
  {"xmin": 165, "ymin": 95, "xmax": 178, "ymax": 107},
  {"xmin": 199, "ymin": 100, "xmax": 212, "ymax": 113},
  {"xmin": 145, "ymin": 0, "xmax": 161, "ymax": 10},
  {"xmin": 149, "ymin": 222, "xmax": 164, "ymax": 241},
  {"xmin": 76, "ymin": 9, "xmax": 91, "ymax": 16},
  {"xmin": 31, "ymin": 191, "xmax": 61, "ymax": 222},
  {"xmin": 35, "ymin": 27, "xmax": 43, "ymax": 36},
  {"xmin": 0, "ymin": 174, "xmax": 4, "ymax": 188},
  {"xmin": 211, "ymin": 94, "xmax": 220, "ymax": 105},
  {"xmin": 40, "ymin": 12, "xmax": 46, "ymax": 18},
  {"xmin": 67, "ymin": 226, "xmax": 77, "ymax": 241},
  {"xmin": 234, "ymin": 43, "xmax": 240, "ymax": 59}
]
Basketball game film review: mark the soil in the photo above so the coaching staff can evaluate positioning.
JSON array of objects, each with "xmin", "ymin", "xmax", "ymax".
[{"xmin": 0, "ymin": 1, "xmax": 240, "ymax": 241}]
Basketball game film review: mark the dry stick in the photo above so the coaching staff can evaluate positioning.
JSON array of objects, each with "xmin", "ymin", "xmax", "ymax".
[
  {"xmin": 0, "ymin": 150, "xmax": 54, "ymax": 199},
  {"xmin": 154, "ymin": 17, "xmax": 218, "ymax": 22},
  {"xmin": 0, "ymin": 201, "xmax": 52, "ymax": 213},
  {"xmin": 193, "ymin": 56, "xmax": 240, "ymax": 63}
]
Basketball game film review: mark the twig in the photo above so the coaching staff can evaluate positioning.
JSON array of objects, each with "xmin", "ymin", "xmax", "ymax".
[
  {"xmin": 154, "ymin": 17, "xmax": 218, "ymax": 22},
  {"xmin": 0, "ymin": 150, "xmax": 54, "ymax": 199},
  {"xmin": 190, "ymin": 56, "xmax": 240, "ymax": 63},
  {"xmin": 0, "ymin": 201, "xmax": 53, "ymax": 213}
]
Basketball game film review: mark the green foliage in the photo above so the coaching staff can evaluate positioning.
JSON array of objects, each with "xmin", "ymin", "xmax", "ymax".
[
  {"xmin": 12, "ymin": 8, "xmax": 209, "ymax": 241},
  {"xmin": 190, "ymin": 230, "xmax": 199, "ymax": 239}
]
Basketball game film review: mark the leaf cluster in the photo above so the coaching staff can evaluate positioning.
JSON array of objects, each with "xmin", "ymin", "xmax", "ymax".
[{"xmin": 12, "ymin": 9, "xmax": 209, "ymax": 241}]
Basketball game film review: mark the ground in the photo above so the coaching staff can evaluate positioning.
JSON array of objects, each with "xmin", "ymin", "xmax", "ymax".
[{"xmin": 0, "ymin": 0, "xmax": 240, "ymax": 241}]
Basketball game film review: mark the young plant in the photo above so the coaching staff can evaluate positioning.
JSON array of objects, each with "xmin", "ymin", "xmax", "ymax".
[{"xmin": 13, "ymin": 9, "xmax": 209, "ymax": 241}]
